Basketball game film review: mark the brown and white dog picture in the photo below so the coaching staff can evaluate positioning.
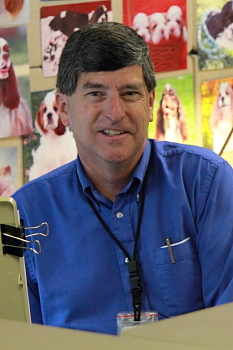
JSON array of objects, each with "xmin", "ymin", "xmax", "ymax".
[
  {"xmin": 205, "ymin": 1, "xmax": 233, "ymax": 49},
  {"xmin": 41, "ymin": 2, "xmax": 112, "ymax": 77},
  {"xmin": 28, "ymin": 90, "xmax": 77, "ymax": 181},
  {"xmin": 0, "ymin": 36, "xmax": 33, "ymax": 138},
  {"xmin": 0, "ymin": 0, "xmax": 29, "ymax": 25},
  {"xmin": 210, "ymin": 81, "xmax": 233, "ymax": 154},
  {"xmin": 155, "ymin": 83, "xmax": 188, "ymax": 143}
]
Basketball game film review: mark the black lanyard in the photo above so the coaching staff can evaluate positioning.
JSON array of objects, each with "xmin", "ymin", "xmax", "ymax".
[{"xmin": 85, "ymin": 140, "xmax": 153, "ymax": 321}]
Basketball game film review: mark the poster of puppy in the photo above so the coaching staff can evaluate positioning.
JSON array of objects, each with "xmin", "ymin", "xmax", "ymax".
[
  {"xmin": 123, "ymin": 0, "xmax": 188, "ymax": 73},
  {"xmin": 202, "ymin": 77, "xmax": 233, "ymax": 154},
  {"xmin": 197, "ymin": 0, "xmax": 233, "ymax": 70},
  {"xmin": 0, "ymin": 146, "xmax": 18, "ymax": 197},
  {"xmin": 23, "ymin": 89, "xmax": 77, "ymax": 183},
  {"xmin": 0, "ymin": 26, "xmax": 32, "ymax": 139},
  {"xmin": 41, "ymin": 1, "xmax": 112, "ymax": 77},
  {"xmin": 148, "ymin": 74, "xmax": 196, "ymax": 146},
  {"xmin": 0, "ymin": 0, "xmax": 29, "ymax": 26}
]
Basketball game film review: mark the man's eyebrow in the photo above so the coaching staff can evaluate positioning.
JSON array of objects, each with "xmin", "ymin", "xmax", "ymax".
[
  {"xmin": 81, "ymin": 81, "xmax": 145, "ymax": 91},
  {"xmin": 82, "ymin": 82, "xmax": 107, "ymax": 90},
  {"xmin": 121, "ymin": 83, "xmax": 145, "ymax": 89}
]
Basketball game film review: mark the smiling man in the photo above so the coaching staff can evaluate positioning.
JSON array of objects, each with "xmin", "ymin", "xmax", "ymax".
[
  {"xmin": 13, "ymin": 22, "xmax": 233, "ymax": 335},
  {"xmin": 56, "ymin": 65, "xmax": 154, "ymax": 200}
]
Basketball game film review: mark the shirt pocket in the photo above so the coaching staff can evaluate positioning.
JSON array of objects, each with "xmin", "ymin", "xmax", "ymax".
[{"xmin": 153, "ymin": 237, "xmax": 204, "ymax": 316}]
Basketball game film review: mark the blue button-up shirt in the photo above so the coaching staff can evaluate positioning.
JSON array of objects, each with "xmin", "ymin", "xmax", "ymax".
[{"xmin": 13, "ymin": 139, "xmax": 233, "ymax": 335}]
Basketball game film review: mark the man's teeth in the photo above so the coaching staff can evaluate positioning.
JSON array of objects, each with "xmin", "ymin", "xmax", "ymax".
[{"xmin": 103, "ymin": 129, "xmax": 125, "ymax": 135}]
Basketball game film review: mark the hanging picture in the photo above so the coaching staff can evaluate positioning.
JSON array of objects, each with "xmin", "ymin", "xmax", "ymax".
[
  {"xmin": 197, "ymin": 0, "xmax": 233, "ymax": 70},
  {"xmin": 0, "ymin": 146, "xmax": 18, "ymax": 196},
  {"xmin": 148, "ymin": 74, "xmax": 196, "ymax": 146},
  {"xmin": 41, "ymin": 1, "xmax": 112, "ymax": 77},
  {"xmin": 23, "ymin": 89, "xmax": 77, "ymax": 183},
  {"xmin": 201, "ymin": 77, "xmax": 233, "ymax": 155},
  {"xmin": 123, "ymin": 0, "xmax": 188, "ymax": 73},
  {"xmin": 0, "ymin": 26, "xmax": 32, "ymax": 139},
  {"xmin": 0, "ymin": 0, "xmax": 29, "ymax": 26}
]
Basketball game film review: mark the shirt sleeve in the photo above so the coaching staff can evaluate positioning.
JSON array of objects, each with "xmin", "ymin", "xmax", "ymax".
[
  {"xmin": 196, "ymin": 160, "xmax": 233, "ymax": 306},
  {"xmin": 24, "ymin": 250, "xmax": 43, "ymax": 324},
  {"xmin": 27, "ymin": 281, "xmax": 43, "ymax": 324}
]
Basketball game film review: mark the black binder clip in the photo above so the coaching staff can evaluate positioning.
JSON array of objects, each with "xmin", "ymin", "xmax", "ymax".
[{"xmin": 1, "ymin": 220, "xmax": 49, "ymax": 257}]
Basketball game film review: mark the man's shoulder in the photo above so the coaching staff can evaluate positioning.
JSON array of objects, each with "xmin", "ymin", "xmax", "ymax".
[
  {"xmin": 152, "ymin": 140, "xmax": 226, "ymax": 167},
  {"xmin": 14, "ymin": 159, "xmax": 77, "ymax": 196}
]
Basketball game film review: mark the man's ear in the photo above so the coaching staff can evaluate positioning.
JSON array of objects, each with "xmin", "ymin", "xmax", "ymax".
[
  {"xmin": 56, "ymin": 91, "xmax": 70, "ymax": 126},
  {"xmin": 149, "ymin": 90, "xmax": 155, "ymax": 122}
]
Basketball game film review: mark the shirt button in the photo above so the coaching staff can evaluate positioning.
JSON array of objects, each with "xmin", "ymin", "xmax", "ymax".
[{"xmin": 116, "ymin": 212, "xmax": 123, "ymax": 218}]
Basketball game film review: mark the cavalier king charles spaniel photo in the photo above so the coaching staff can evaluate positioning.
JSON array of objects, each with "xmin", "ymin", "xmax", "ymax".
[
  {"xmin": 132, "ymin": 5, "xmax": 187, "ymax": 45},
  {"xmin": 206, "ymin": 1, "xmax": 233, "ymax": 49},
  {"xmin": 155, "ymin": 83, "xmax": 188, "ymax": 143},
  {"xmin": 28, "ymin": 90, "xmax": 77, "ymax": 181},
  {"xmin": 0, "ymin": 37, "xmax": 33, "ymax": 138},
  {"xmin": 210, "ymin": 81, "xmax": 233, "ymax": 154},
  {"xmin": 0, "ymin": 0, "xmax": 29, "ymax": 25},
  {"xmin": 42, "ymin": 5, "xmax": 111, "ymax": 77},
  {"xmin": 0, "ymin": 0, "xmax": 25, "ymax": 17}
]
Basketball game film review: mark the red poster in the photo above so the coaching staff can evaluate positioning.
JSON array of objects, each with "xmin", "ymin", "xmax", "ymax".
[{"xmin": 123, "ymin": 0, "xmax": 187, "ymax": 73}]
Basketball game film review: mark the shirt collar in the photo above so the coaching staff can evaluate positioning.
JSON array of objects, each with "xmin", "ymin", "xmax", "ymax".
[{"xmin": 76, "ymin": 139, "xmax": 152, "ymax": 196}]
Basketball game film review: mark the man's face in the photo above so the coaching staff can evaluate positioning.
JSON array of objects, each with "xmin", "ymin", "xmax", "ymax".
[{"xmin": 56, "ymin": 65, "xmax": 154, "ymax": 168}]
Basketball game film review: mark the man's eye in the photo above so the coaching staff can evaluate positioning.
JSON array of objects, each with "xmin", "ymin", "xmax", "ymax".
[
  {"xmin": 89, "ymin": 91, "xmax": 100, "ymax": 96},
  {"xmin": 125, "ymin": 91, "xmax": 137, "ymax": 95}
]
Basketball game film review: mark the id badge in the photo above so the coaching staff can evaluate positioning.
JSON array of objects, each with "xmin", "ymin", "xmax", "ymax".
[{"xmin": 117, "ymin": 311, "xmax": 158, "ymax": 335}]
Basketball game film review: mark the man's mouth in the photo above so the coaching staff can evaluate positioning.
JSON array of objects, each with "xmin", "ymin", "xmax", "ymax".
[{"xmin": 102, "ymin": 129, "xmax": 126, "ymax": 136}]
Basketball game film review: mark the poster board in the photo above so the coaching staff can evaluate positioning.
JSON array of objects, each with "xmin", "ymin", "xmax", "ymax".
[{"xmin": 0, "ymin": 197, "xmax": 31, "ymax": 323}]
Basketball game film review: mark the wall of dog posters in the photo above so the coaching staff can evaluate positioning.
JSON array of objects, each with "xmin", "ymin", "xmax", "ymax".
[
  {"xmin": 41, "ymin": 1, "xmax": 112, "ymax": 77},
  {"xmin": 197, "ymin": 0, "xmax": 233, "ymax": 70},
  {"xmin": 0, "ymin": 0, "xmax": 233, "ymax": 195},
  {"xmin": 123, "ymin": 0, "xmax": 188, "ymax": 73},
  {"xmin": 148, "ymin": 74, "xmax": 196, "ymax": 146},
  {"xmin": 201, "ymin": 77, "xmax": 233, "ymax": 154}
]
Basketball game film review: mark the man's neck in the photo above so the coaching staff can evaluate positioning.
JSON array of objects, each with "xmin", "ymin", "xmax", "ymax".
[{"xmin": 81, "ymin": 160, "xmax": 136, "ymax": 202}]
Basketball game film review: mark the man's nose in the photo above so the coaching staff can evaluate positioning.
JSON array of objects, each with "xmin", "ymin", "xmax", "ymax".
[{"xmin": 104, "ymin": 94, "xmax": 125, "ymax": 122}]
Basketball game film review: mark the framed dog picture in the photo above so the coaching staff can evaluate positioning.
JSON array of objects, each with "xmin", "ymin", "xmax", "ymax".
[
  {"xmin": 23, "ymin": 89, "xmax": 77, "ymax": 183},
  {"xmin": 148, "ymin": 74, "xmax": 196, "ymax": 146},
  {"xmin": 201, "ymin": 77, "xmax": 233, "ymax": 155},
  {"xmin": 197, "ymin": 0, "xmax": 233, "ymax": 70},
  {"xmin": 123, "ymin": 0, "xmax": 188, "ymax": 73},
  {"xmin": 0, "ymin": 26, "xmax": 32, "ymax": 139},
  {"xmin": 40, "ymin": 1, "xmax": 112, "ymax": 77},
  {"xmin": 0, "ymin": 0, "xmax": 29, "ymax": 26},
  {"xmin": 0, "ymin": 146, "xmax": 18, "ymax": 196}
]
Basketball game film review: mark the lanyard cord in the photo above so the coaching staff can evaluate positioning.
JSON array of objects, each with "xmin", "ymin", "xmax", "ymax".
[{"xmin": 85, "ymin": 140, "xmax": 153, "ymax": 321}]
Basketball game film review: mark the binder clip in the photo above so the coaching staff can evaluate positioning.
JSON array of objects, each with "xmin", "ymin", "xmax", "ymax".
[{"xmin": 1, "ymin": 219, "xmax": 49, "ymax": 257}]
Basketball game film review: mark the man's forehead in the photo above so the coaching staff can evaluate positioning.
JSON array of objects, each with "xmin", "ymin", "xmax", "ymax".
[{"xmin": 77, "ymin": 66, "xmax": 146, "ymax": 89}]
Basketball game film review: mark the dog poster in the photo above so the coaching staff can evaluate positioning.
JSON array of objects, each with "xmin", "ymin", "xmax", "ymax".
[
  {"xmin": 0, "ymin": 0, "xmax": 29, "ymax": 26},
  {"xmin": 123, "ymin": 0, "xmax": 188, "ymax": 73},
  {"xmin": 201, "ymin": 77, "xmax": 233, "ymax": 154},
  {"xmin": 0, "ymin": 146, "xmax": 18, "ymax": 196},
  {"xmin": 148, "ymin": 74, "xmax": 196, "ymax": 146},
  {"xmin": 41, "ymin": 1, "xmax": 112, "ymax": 77},
  {"xmin": 23, "ymin": 89, "xmax": 77, "ymax": 183},
  {"xmin": 0, "ymin": 26, "xmax": 32, "ymax": 139},
  {"xmin": 197, "ymin": 0, "xmax": 233, "ymax": 70}
]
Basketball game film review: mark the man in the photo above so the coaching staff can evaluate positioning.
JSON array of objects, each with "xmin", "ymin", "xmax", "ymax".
[{"xmin": 13, "ymin": 22, "xmax": 233, "ymax": 335}]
